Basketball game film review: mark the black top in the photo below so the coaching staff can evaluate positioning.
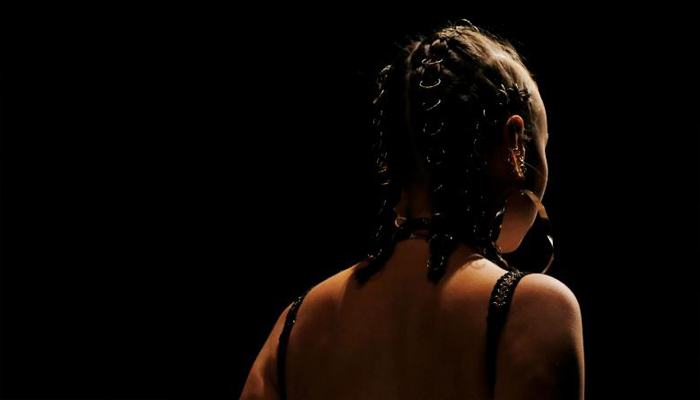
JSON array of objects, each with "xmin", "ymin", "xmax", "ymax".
[{"xmin": 276, "ymin": 269, "xmax": 530, "ymax": 399}]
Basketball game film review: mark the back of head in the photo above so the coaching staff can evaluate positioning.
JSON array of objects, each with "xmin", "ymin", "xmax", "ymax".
[{"xmin": 357, "ymin": 20, "xmax": 545, "ymax": 284}]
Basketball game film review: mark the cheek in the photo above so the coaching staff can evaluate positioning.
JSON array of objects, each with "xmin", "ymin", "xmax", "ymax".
[
  {"xmin": 497, "ymin": 190, "xmax": 539, "ymax": 253},
  {"xmin": 527, "ymin": 145, "xmax": 548, "ymax": 198},
  {"xmin": 538, "ymin": 155, "xmax": 549, "ymax": 196}
]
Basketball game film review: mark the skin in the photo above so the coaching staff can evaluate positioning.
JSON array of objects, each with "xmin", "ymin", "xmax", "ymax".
[{"xmin": 241, "ymin": 88, "xmax": 584, "ymax": 400}]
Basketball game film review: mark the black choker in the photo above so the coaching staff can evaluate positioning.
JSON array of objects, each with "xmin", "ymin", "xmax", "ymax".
[
  {"xmin": 393, "ymin": 218, "xmax": 434, "ymax": 241},
  {"xmin": 396, "ymin": 217, "xmax": 432, "ymax": 231}
]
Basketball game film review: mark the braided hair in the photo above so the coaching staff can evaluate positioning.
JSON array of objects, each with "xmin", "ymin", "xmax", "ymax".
[{"xmin": 356, "ymin": 20, "xmax": 540, "ymax": 284}]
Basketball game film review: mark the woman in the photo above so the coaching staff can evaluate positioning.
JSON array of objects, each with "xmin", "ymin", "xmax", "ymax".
[{"xmin": 241, "ymin": 20, "xmax": 584, "ymax": 400}]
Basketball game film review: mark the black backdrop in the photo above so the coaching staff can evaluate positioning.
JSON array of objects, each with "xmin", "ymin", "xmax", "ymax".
[{"xmin": 1, "ymin": 3, "xmax": 698, "ymax": 400}]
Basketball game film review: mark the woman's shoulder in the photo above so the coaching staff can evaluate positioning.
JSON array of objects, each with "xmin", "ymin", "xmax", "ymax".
[
  {"xmin": 499, "ymin": 270, "xmax": 583, "ymax": 358},
  {"xmin": 286, "ymin": 263, "xmax": 362, "ymax": 323},
  {"xmin": 493, "ymin": 271, "xmax": 585, "ymax": 398},
  {"xmin": 465, "ymin": 256, "xmax": 579, "ymax": 311},
  {"xmin": 449, "ymin": 260, "xmax": 581, "ymax": 328},
  {"xmin": 514, "ymin": 272, "xmax": 581, "ymax": 317}
]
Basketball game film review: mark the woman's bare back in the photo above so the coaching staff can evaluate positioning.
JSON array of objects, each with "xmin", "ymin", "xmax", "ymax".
[
  {"xmin": 285, "ymin": 239, "xmax": 503, "ymax": 399},
  {"xmin": 241, "ymin": 238, "xmax": 584, "ymax": 400}
]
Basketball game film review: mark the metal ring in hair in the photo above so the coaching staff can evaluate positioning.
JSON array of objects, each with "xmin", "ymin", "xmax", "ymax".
[
  {"xmin": 419, "ymin": 78, "xmax": 441, "ymax": 89},
  {"xmin": 377, "ymin": 169, "xmax": 389, "ymax": 184},
  {"xmin": 377, "ymin": 65, "xmax": 393, "ymax": 84},
  {"xmin": 373, "ymin": 89, "xmax": 385, "ymax": 105},
  {"xmin": 432, "ymin": 183, "xmax": 446, "ymax": 194},
  {"xmin": 373, "ymin": 224, "xmax": 385, "ymax": 240},
  {"xmin": 482, "ymin": 107, "xmax": 499, "ymax": 126},
  {"xmin": 423, "ymin": 120, "xmax": 444, "ymax": 137},
  {"xmin": 375, "ymin": 152, "xmax": 387, "ymax": 168},
  {"xmin": 426, "ymin": 147, "xmax": 446, "ymax": 166},
  {"xmin": 471, "ymin": 137, "xmax": 483, "ymax": 157},
  {"xmin": 423, "ymin": 98, "xmax": 442, "ymax": 112},
  {"xmin": 455, "ymin": 18, "xmax": 479, "ymax": 32},
  {"xmin": 421, "ymin": 57, "xmax": 444, "ymax": 66},
  {"xmin": 432, "ymin": 212, "xmax": 445, "ymax": 220}
]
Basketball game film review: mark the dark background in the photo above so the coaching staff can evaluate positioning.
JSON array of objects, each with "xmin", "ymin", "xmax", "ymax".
[{"xmin": 1, "ymin": 3, "xmax": 698, "ymax": 400}]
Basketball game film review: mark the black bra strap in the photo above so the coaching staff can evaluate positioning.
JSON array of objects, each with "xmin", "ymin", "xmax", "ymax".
[
  {"xmin": 277, "ymin": 288, "xmax": 311, "ymax": 400},
  {"xmin": 485, "ymin": 269, "xmax": 530, "ymax": 392}
]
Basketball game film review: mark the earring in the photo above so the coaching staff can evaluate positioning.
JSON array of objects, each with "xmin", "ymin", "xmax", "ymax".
[
  {"xmin": 507, "ymin": 147, "xmax": 527, "ymax": 179},
  {"xmin": 518, "ymin": 189, "xmax": 554, "ymax": 274}
]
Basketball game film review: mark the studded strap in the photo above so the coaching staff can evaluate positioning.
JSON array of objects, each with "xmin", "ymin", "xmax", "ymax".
[
  {"xmin": 277, "ymin": 288, "xmax": 311, "ymax": 400},
  {"xmin": 485, "ymin": 269, "xmax": 530, "ymax": 392}
]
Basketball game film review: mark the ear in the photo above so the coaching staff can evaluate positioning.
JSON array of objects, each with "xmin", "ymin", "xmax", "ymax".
[{"xmin": 503, "ymin": 115, "xmax": 525, "ymax": 153}]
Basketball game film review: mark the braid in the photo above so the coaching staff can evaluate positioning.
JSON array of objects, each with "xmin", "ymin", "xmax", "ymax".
[
  {"xmin": 356, "ymin": 65, "xmax": 403, "ymax": 284},
  {"xmin": 407, "ymin": 34, "xmax": 460, "ymax": 282},
  {"xmin": 357, "ymin": 21, "xmax": 537, "ymax": 284}
]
